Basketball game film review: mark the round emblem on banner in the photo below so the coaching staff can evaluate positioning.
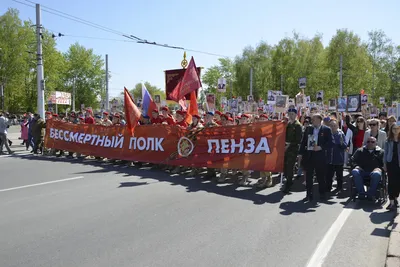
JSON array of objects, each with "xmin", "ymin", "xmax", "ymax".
[{"xmin": 177, "ymin": 137, "xmax": 194, "ymax": 157}]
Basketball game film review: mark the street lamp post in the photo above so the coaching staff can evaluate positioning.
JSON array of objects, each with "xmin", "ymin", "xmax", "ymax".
[{"xmin": 0, "ymin": 48, "xmax": 4, "ymax": 111}]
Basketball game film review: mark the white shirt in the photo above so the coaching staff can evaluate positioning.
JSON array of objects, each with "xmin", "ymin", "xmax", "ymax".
[
  {"xmin": 0, "ymin": 116, "xmax": 9, "ymax": 134},
  {"xmin": 313, "ymin": 125, "xmax": 321, "ymax": 145}
]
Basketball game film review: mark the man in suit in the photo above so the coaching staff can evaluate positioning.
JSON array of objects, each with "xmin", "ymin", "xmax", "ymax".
[{"xmin": 299, "ymin": 113, "xmax": 333, "ymax": 201}]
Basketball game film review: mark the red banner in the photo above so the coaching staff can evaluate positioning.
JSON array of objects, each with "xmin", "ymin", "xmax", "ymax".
[
  {"xmin": 44, "ymin": 120, "xmax": 286, "ymax": 172},
  {"xmin": 165, "ymin": 68, "xmax": 201, "ymax": 101}
]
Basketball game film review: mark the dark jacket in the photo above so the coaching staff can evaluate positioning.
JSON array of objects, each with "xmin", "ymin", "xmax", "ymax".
[
  {"xmin": 328, "ymin": 130, "xmax": 347, "ymax": 165},
  {"xmin": 351, "ymin": 146, "xmax": 384, "ymax": 173},
  {"xmin": 31, "ymin": 118, "xmax": 46, "ymax": 139},
  {"xmin": 299, "ymin": 124, "xmax": 333, "ymax": 166},
  {"xmin": 345, "ymin": 115, "xmax": 363, "ymax": 148},
  {"xmin": 28, "ymin": 117, "xmax": 35, "ymax": 134}
]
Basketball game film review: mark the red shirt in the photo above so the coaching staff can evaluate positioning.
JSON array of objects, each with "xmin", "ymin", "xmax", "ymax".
[
  {"xmin": 176, "ymin": 120, "xmax": 188, "ymax": 128},
  {"xmin": 215, "ymin": 120, "xmax": 222, "ymax": 126},
  {"xmin": 85, "ymin": 116, "xmax": 95, "ymax": 124},
  {"xmin": 151, "ymin": 117, "xmax": 163, "ymax": 124},
  {"xmin": 163, "ymin": 116, "xmax": 176, "ymax": 125},
  {"xmin": 354, "ymin": 129, "xmax": 365, "ymax": 148}
]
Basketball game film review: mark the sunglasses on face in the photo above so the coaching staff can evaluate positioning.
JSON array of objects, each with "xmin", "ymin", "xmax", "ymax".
[
  {"xmin": 367, "ymin": 141, "xmax": 376, "ymax": 144},
  {"xmin": 369, "ymin": 124, "xmax": 377, "ymax": 126}
]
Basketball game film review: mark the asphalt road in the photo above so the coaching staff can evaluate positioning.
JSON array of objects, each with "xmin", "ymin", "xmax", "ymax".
[{"xmin": 0, "ymin": 126, "xmax": 395, "ymax": 267}]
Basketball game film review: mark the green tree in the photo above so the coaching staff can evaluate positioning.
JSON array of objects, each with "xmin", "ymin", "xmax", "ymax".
[
  {"xmin": 234, "ymin": 42, "xmax": 274, "ymax": 100},
  {"xmin": 63, "ymin": 43, "xmax": 105, "ymax": 110},
  {"xmin": 202, "ymin": 58, "xmax": 235, "ymax": 95},
  {"xmin": 127, "ymin": 82, "xmax": 164, "ymax": 100},
  {"xmin": 325, "ymin": 30, "xmax": 372, "ymax": 99},
  {"xmin": 0, "ymin": 8, "xmax": 30, "ymax": 112},
  {"xmin": 368, "ymin": 30, "xmax": 400, "ymax": 104}
]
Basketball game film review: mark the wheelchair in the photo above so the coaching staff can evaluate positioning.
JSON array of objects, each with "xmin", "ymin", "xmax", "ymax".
[{"xmin": 348, "ymin": 166, "xmax": 388, "ymax": 203}]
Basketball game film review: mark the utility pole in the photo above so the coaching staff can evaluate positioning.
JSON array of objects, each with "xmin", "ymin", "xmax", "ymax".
[
  {"xmin": 72, "ymin": 77, "xmax": 76, "ymax": 111},
  {"xmin": 339, "ymin": 55, "xmax": 343, "ymax": 97},
  {"xmin": 105, "ymin": 54, "xmax": 109, "ymax": 111},
  {"xmin": 230, "ymin": 79, "xmax": 233, "ymax": 99},
  {"xmin": 36, "ymin": 4, "xmax": 45, "ymax": 118},
  {"xmin": 280, "ymin": 74, "xmax": 284, "ymax": 93},
  {"xmin": 372, "ymin": 61, "xmax": 375, "ymax": 99},
  {"xmin": 250, "ymin": 67, "xmax": 253, "ymax": 96},
  {"xmin": 0, "ymin": 84, "xmax": 4, "ymax": 111}
]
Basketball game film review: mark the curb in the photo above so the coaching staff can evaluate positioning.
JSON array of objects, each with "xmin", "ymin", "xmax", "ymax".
[{"xmin": 386, "ymin": 212, "xmax": 400, "ymax": 267}]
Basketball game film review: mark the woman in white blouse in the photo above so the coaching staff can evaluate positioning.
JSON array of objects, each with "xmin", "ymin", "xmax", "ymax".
[{"xmin": 363, "ymin": 118, "xmax": 386, "ymax": 149}]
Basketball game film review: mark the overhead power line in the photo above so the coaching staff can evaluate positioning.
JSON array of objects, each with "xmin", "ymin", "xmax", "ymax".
[{"xmin": 11, "ymin": 0, "xmax": 232, "ymax": 58}]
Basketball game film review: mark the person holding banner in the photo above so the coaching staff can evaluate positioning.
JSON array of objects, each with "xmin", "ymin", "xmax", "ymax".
[
  {"xmin": 161, "ymin": 107, "xmax": 176, "ymax": 125},
  {"xmin": 255, "ymin": 114, "xmax": 274, "ymax": 188},
  {"xmin": 84, "ymin": 109, "xmax": 95, "ymax": 124},
  {"xmin": 282, "ymin": 108, "xmax": 303, "ymax": 194},
  {"xmin": 175, "ymin": 110, "xmax": 189, "ymax": 128},
  {"xmin": 102, "ymin": 112, "xmax": 112, "ymax": 126},
  {"xmin": 238, "ymin": 114, "xmax": 252, "ymax": 186},
  {"xmin": 31, "ymin": 113, "xmax": 46, "ymax": 155},
  {"xmin": 215, "ymin": 111, "xmax": 223, "ymax": 125},
  {"xmin": 203, "ymin": 112, "xmax": 219, "ymax": 180},
  {"xmin": 151, "ymin": 109, "xmax": 163, "ymax": 125},
  {"xmin": 217, "ymin": 114, "xmax": 233, "ymax": 183}
]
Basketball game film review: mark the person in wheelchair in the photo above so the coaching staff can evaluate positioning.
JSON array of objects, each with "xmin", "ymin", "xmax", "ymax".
[{"xmin": 351, "ymin": 136, "xmax": 384, "ymax": 200}]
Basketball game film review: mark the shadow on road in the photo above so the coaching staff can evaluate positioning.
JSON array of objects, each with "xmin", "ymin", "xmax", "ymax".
[
  {"xmin": 11, "ymin": 154, "xmax": 363, "ymax": 216},
  {"xmin": 118, "ymin": 181, "xmax": 149, "ymax": 188}
]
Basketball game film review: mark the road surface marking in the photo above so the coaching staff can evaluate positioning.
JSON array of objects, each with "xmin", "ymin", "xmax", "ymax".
[
  {"xmin": 0, "ymin": 151, "xmax": 32, "ymax": 158},
  {"xmin": 0, "ymin": 176, "xmax": 84, "ymax": 192},
  {"xmin": 306, "ymin": 202, "xmax": 355, "ymax": 267}
]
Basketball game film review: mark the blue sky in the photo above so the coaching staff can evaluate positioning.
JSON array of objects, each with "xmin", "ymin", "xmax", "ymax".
[{"xmin": 3, "ymin": 0, "xmax": 400, "ymax": 97}]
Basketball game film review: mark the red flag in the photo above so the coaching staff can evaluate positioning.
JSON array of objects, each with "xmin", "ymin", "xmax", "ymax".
[
  {"xmin": 124, "ymin": 87, "xmax": 141, "ymax": 132},
  {"xmin": 179, "ymin": 98, "xmax": 187, "ymax": 111},
  {"xmin": 169, "ymin": 57, "xmax": 202, "ymax": 102},
  {"xmin": 186, "ymin": 91, "xmax": 199, "ymax": 124}
]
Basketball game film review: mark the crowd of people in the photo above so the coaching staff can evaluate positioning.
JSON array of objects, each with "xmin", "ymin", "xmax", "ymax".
[{"xmin": 1, "ymin": 106, "xmax": 400, "ymax": 210}]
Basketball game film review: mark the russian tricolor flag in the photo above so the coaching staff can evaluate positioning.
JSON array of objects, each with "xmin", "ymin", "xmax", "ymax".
[{"xmin": 141, "ymin": 83, "xmax": 158, "ymax": 117}]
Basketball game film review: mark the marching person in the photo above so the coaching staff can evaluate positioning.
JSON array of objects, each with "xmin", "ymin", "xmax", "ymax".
[
  {"xmin": 65, "ymin": 112, "xmax": 79, "ymax": 158},
  {"xmin": 299, "ymin": 113, "xmax": 333, "ymax": 201},
  {"xmin": 102, "ymin": 111, "xmax": 112, "ymax": 126},
  {"xmin": 20, "ymin": 115, "xmax": 29, "ymax": 150},
  {"xmin": 171, "ymin": 110, "xmax": 189, "ymax": 174},
  {"xmin": 188, "ymin": 114, "xmax": 203, "ymax": 177},
  {"xmin": 363, "ymin": 118, "xmax": 386, "ymax": 149},
  {"xmin": 255, "ymin": 114, "xmax": 274, "ymax": 188},
  {"xmin": 0, "ymin": 111, "xmax": 13, "ymax": 155},
  {"xmin": 238, "ymin": 114, "xmax": 252, "ymax": 185},
  {"xmin": 384, "ymin": 122, "xmax": 400, "ymax": 210},
  {"xmin": 346, "ymin": 114, "xmax": 367, "ymax": 154},
  {"xmin": 203, "ymin": 112, "xmax": 219, "ymax": 180},
  {"xmin": 217, "ymin": 114, "xmax": 231, "ymax": 183},
  {"xmin": 214, "ymin": 111, "xmax": 223, "ymax": 125},
  {"xmin": 84, "ymin": 109, "xmax": 95, "ymax": 124},
  {"xmin": 282, "ymin": 108, "xmax": 303, "ymax": 193},
  {"xmin": 31, "ymin": 113, "xmax": 46, "ymax": 155},
  {"xmin": 113, "ymin": 113, "xmax": 122, "ymax": 126},
  {"xmin": 151, "ymin": 109, "xmax": 163, "ymax": 124},
  {"xmin": 187, "ymin": 114, "xmax": 203, "ymax": 130},
  {"xmin": 161, "ymin": 107, "xmax": 176, "ymax": 125},
  {"xmin": 326, "ymin": 119, "xmax": 347, "ymax": 192},
  {"xmin": 175, "ymin": 110, "xmax": 189, "ymax": 128},
  {"xmin": 384, "ymin": 116, "xmax": 396, "ymax": 136},
  {"xmin": 141, "ymin": 115, "xmax": 151, "ymax": 125},
  {"xmin": 94, "ymin": 115, "xmax": 102, "ymax": 125}
]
